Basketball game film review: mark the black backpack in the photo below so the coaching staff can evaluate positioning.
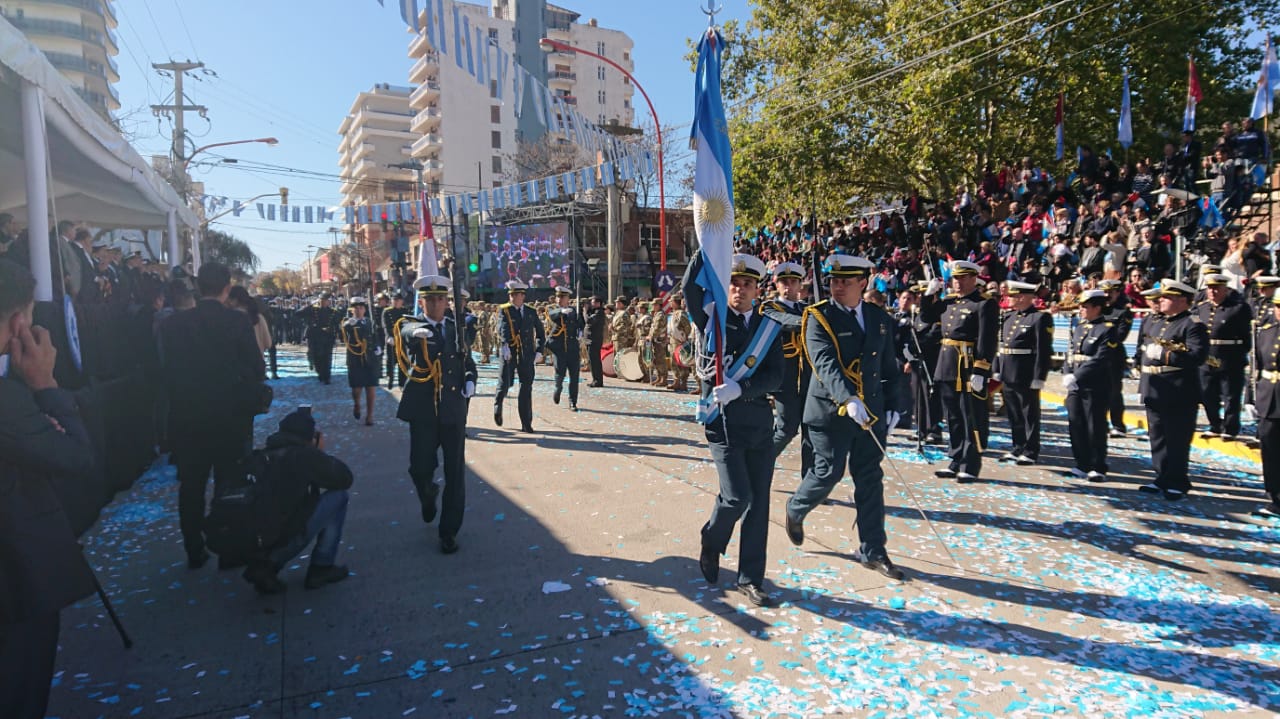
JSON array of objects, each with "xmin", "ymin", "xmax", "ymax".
[{"xmin": 204, "ymin": 449, "xmax": 289, "ymax": 562}]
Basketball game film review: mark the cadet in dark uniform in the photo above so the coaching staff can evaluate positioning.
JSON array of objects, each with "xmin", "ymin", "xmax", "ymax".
[
  {"xmin": 305, "ymin": 292, "xmax": 340, "ymax": 384},
  {"xmin": 1197, "ymin": 274, "xmax": 1253, "ymax": 439},
  {"xmin": 762, "ymin": 261, "xmax": 811, "ymax": 471},
  {"xmin": 395, "ymin": 275, "xmax": 477, "ymax": 554},
  {"xmin": 1100, "ymin": 279, "xmax": 1134, "ymax": 437},
  {"xmin": 495, "ymin": 280, "xmax": 545, "ymax": 432},
  {"xmin": 785, "ymin": 255, "xmax": 905, "ymax": 580},
  {"xmin": 682, "ymin": 252, "xmax": 783, "ymax": 606},
  {"xmin": 381, "ymin": 291, "xmax": 410, "ymax": 388},
  {"xmin": 1247, "ymin": 276, "xmax": 1280, "ymax": 421},
  {"xmin": 921, "ymin": 261, "xmax": 998, "ymax": 482},
  {"xmin": 995, "ymin": 280, "xmax": 1053, "ymax": 465},
  {"xmin": 546, "ymin": 286, "xmax": 584, "ymax": 411},
  {"xmin": 1063, "ymin": 289, "xmax": 1121, "ymax": 481},
  {"xmin": 585, "ymin": 296, "xmax": 607, "ymax": 387},
  {"xmin": 371, "ymin": 291, "xmax": 389, "ymax": 365},
  {"xmin": 1138, "ymin": 280, "xmax": 1210, "ymax": 500},
  {"xmin": 340, "ymin": 297, "xmax": 380, "ymax": 425},
  {"xmin": 901, "ymin": 283, "xmax": 943, "ymax": 444},
  {"xmin": 1253, "ymin": 292, "xmax": 1280, "ymax": 517}
]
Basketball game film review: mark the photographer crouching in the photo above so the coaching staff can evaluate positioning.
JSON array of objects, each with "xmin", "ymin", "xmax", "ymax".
[{"xmin": 233, "ymin": 407, "xmax": 354, "ymax": 595}]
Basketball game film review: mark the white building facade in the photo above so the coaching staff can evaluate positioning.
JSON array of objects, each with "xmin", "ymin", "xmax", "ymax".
[{"xmin": 0, "ymin": 0, "xmax": 120, "ymax": 119}]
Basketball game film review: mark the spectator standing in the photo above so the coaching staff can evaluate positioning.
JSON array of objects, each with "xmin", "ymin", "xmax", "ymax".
[{"xmin": 159, "ymin": 262, "xmax": 266, "ymax": 569}]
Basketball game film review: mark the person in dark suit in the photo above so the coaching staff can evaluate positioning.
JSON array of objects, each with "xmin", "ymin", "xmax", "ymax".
[
  {"xmin": 494, "ymin": 280, "xmax": 545, "ymax": 432},
  {"xmin": 784, "ymin": 254, "xmax": 906, "ymax": 580},
  {"xmin": 1063, "ymin": 289, "xmax": 1121, "ymax": 481},
  {"xmin": 1100, "ymin": 279, "xmax": 1135, "ymax": 437},
  {"xmin": 1253, "ymin": 293, "xmax": 1280, "ymax": 517},
  {"xmin": 0, "ymin": 259, "xmax": 97, "ymax": 719},
  {"xmin": 546, "ymin": 286, "xmax": 584, "ymax": 411},
  {"xmin": 585, "ymin": 296, "xmax": 607, "ymax": 387},
  {"xmin": 1197, "ymin": 274, "xmax": 1253, "ymax": 439},
  {"xmin": 158, "ymin": 262, "xmax": 266, "ymax": 567},
  {"xmin": 1137, "ymin": 280, "xmax": 1209, "ymax": 500},
  {"xmin": 763, "ymin": 261, "xmax": 811, "ymax": 472},
  {"xmin": 304, "ymin": 293, "xmax": 340, "ymax": 384},
  {"xmin": 395, "ymin": 276, "xmax": 477, "ymax": 554},
  {"xmin": 682, "ymin": 252, "xmax": 783, "ymax": 606},
  {"xmin": 995, "ymin": 280, "xmax": 1053, "ymax": 465},
  {"xmin": 381, "ymin": 291, "xmax": 410, "ymax": 388}
]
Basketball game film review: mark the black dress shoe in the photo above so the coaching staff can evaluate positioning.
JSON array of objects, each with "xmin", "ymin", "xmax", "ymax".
[
  {"xmin": 785, "ymin": 513, "xmax": 804, "ymax": 546},
  {"xmin": 420, "ymin": 492, "xmax": 438, "ymax": 524},
  {"xmin": 188, "ymin": 549, "xmax": 210, "ymax": 570},
  {"xmin": 1162, "ymin": 488, "xmax": 1187, "ymax": 501},
  {"xmin": 737, "ymin": 583, "xmax": 773, "ymax": 607},
  {"xmin": 1138, "ymin": 483, "xmax": 1162, "ymax": 494},
  {"xmin": 934, "ymin": 468, "xmax": 957, "ymax": 479},
  {"xmin": 242, "ymin": 562, "xmax": 285, "ymax": 595},
  {"xmin": 494, "ymin": 406, "xmax": 503, "ymax": 426},
  {"xmin": 553, "ymin": 386, "xmax": 562, "ymax": 404},
  {"xmin": 440, "ymin": 536, "xmax": 459, "ymax": 554},
  {"xmin": 570, "ymin": 403, "xmax": 579, "ymax": 412},
  {"xmin": 520, "ymin": 424, "xmax": 535, "ymax": 433},
  {"xmin": 698, "ymin": 547, "xmax": 720, "ymax": 583},
  {"xmin": 856, "ymin": 552, "xmax": 905, "ymax": 580}
]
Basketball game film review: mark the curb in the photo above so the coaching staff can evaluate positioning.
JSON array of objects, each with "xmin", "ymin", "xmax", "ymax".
[{"xmin": 1039, "ymin": 390, "xmax": 1261, "ymax": 465}]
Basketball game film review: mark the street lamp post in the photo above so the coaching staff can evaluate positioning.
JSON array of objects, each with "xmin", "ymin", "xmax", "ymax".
[
  {"xmin": 539, "ymin": 38, "xmax": 667, "ymax": 272},
  {"xmin": 183, "ymin": 137, "xmax": 279, "ymax": 172}
]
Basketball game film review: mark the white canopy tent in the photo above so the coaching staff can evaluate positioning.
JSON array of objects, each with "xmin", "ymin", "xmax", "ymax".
[{"xmin": 0, "ymin": 17, "xmax": 199, "ymax": 300}]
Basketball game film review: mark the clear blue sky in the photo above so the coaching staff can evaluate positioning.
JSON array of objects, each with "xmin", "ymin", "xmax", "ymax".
[{"xmin": 113, "ymin": 0, "xmax": 752, "ymax": 272}]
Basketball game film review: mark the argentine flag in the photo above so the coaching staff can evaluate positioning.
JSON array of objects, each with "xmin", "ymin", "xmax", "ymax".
[
  {"xmin": 690, "ymin": 28, "xmax": 734, "ymax": 371},
  {"xmin": 1250, "ymin": 36, "xmax": 1280, "ymax": 120}
]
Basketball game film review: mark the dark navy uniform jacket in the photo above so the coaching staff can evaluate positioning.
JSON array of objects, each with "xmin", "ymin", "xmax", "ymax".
[
  {"xmin": 801, "ymin": 300, "xmax": 903, "ymax": 428},
  {"xmin": 995, "ymin": 307, "xmax": 1053, "ymax": 387},
  {"xmin": 395, "ymin": 315, "xmax": 477, "ymax": 424}
]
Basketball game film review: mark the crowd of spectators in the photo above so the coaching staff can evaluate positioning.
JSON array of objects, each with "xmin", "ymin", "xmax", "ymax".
[{"xmin": 737, "ymin": 118, "xmax": 1277, "ymax": 312}]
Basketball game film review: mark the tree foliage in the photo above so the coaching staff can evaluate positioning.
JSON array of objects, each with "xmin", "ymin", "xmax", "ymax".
[
  {"xmin": 711, "ymin": 0, "xmax": 1280, "ymax": 225},
  {"xmin": 202, "ymin": 229, "xmax": 260, "ymax": 279},
  {"xmin": 255, "ymin": 269, "xmax": 304, "ymax": 296}
]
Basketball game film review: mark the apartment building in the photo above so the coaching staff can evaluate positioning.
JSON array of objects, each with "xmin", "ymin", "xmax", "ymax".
[{"xmin": 0, "ymin": 0, "xmax": 120, "ymax": 119}]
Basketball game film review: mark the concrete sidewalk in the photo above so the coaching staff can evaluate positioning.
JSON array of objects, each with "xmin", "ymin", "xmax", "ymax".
[{"xmin": 48, "ymin": 347, "xmax": 1278, "ymax": 718}]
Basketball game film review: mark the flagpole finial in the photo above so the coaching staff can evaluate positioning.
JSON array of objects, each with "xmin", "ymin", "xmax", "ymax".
[{"xmin": 702, "ymin": 0, "xmax": 722, "ymax": 26}]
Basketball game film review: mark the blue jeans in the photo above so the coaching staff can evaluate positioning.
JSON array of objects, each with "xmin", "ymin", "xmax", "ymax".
[{"xmin": 269, "ymin": 490, "xmax": 349, "ymax": 569}]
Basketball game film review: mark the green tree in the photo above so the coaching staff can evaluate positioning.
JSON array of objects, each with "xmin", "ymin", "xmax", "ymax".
[
  {"xmin": 201, "ymin": 229, "xmax": 260, "ymax": 279},
  {"xmin": 709, "ymin": 0, "xmax": 1280, "ymax": 225}
]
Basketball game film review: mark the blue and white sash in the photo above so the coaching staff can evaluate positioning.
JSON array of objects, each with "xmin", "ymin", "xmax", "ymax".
[{"xmin": 696, "ymin": 315, "xmax": 782, "ymax": 424}]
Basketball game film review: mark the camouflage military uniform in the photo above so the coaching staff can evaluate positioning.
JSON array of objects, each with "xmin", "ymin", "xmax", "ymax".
[
  {"xmin": 669, "ymin": 306, "xmax": 693, "ymax": 392},
  {"xmin": 647, "ymin": 304, "xmax": 670, "ymax": 386},
  {"xmin": 611, "ymin": 308, "xmax": 636, "ymax": 350}
]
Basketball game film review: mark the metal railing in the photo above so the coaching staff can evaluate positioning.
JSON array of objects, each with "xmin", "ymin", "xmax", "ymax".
[{"xmin": 9, "ymin": 15, "xmax": 102, "ymax": 43}]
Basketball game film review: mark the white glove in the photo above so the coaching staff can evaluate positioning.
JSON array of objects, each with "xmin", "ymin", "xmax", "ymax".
[
  {"xmin": 925, "ymin": 278, "xmax": 944, "ymax": 296},
  {"xmin": 903, "ymin": 346, "xmax": 916, "ymax": 362},
  {"xmin": 577, "ymin": 331, "xmax": 584, "ymax": 340},
  {"xmin": 969, "ymin": 375, "xmax": 985, "ymax": 393},
  {"xmin": 374, "ymin": 346, "xmax": 383, "ymax": 356},
  {"xmin": 1030, "ymin": 379, "xmax": 1045, "ymax": 390},
  {"xmin": 462, "ymin": 380, "xmax": 475, "ymax": 398},
  {"xmin": 1144, "ymin": 343, "xmax": 1163, "ymax": 361},
  {"xmin": 712, "ymin": 378, "xmax": 742, "ymax": 405},
  {"xmin": 534, "ymin": 352, "xmax": 543, "ymax": 364},
  {"xmin": 1062, "ymin": 373, "xmax": 1078, "ymax": 392},
  {"xmin": 843, "ymin": 397, "xmax": 871, "ymax": 426},
  {"xmin": 412, "ymin": 327, "xmax": 433, "ymax": 339},
  {"xmin": 500, "ymin": 345, "xmax": 512, "ymax": 361},
  {"xmin": 885, "ymin": 410, "xmax": 900, "ymax": 432},
  {"xmin": 991, "ymin": 372, "xmax": 1001, "ymax": 382}
]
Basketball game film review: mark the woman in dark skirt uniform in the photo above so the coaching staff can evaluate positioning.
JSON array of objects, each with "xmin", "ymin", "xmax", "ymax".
[{"xmin": 341, "ymin": 296, "xmax": 380, "ymax": 425}]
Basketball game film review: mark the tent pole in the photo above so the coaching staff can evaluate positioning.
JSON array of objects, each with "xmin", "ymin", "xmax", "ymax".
[
  {"xmin": 167, "ymin": 210, "xmax": 179, "ymax": 271},
  {"xmin": 21, "ymin": 81, "xmax": 53, "ymax": 302}
]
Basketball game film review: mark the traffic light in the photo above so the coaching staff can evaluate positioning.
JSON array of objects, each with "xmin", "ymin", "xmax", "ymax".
[
  {"xmin": 279, "ymin": 187, "xmax": 288, "ymax": 205},
  {"xmin": 380, "ymin": 210, "xmax": 388, "ymax": 232},
  {"xmin": 468, "ymin": 257, "xmax": 480, "ymax": 273}
]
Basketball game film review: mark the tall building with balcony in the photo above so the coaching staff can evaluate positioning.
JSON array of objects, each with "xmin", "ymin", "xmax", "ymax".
[
  {"xmin": 408, "ymin": 0, "xmax": 635, "ymax": 198},
  {"xmin": 338, "ymin": 83, "xmax": 416, "ymax": 285},
  {"xmin": 0, "ymin": 0, "xmax": 120, "ymax": 120}
]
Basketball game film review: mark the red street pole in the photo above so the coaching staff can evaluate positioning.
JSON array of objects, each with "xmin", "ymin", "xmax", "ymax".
[{"xmin": 539, "ymin": 38, "xmax": 666, "ymax": 271}]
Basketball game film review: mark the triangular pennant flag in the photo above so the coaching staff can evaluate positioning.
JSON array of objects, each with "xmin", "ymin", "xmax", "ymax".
[
  {"xmin": 233, "ymin": 200, "xmax": 244, "ymax": 217},
  {"xmin": 478, "ymin": 188, "xmax": 489, "ymax": 213},
  {"xmin": 582, "ymin": 167, "xmax": 596, "ymax": 190},
  {"xmin": 402, "ymin": 201, "xmax": 414, "ymax": 222},
  {"xmin": 387, "ymin": 203, "xmax": 399, "ymax": 223},
  {"xmin": 292, "ymin": 206, "xmax": 301, "ymax": 222},
  {"xmin": 358, "ymin": 205, "xmax": 369, "ymax": 224},
  {"xmin": 544, "ymin": 175, "xmax": 557, "ymax": 199},
  {"xmin": 619, "ymin": 154, "xmax": 633, "ymax": 181},
  {"xmin": 256, "ymin": 203, "xmax": 264, "ymax": 219},
  {"xmin": 267, "ymin": 204, "xmax": 276, "ymax": 221},
  {"xmin": 445, "ymin": 195, "xmax": 456, "ymax": 218},
  {"xmin": 430, "ymin": 197, "xmax": 443, "ymax": 218},
  {"xmin": 305, "ymin": 206, "xmax": 314, "ymax": 223},
  {"xmin": 463, "ymin": 193, "xmax": 475, "ymax": 215},
  {"xmin": 527, "ymin": 180, "xmax": 540, "ymax": 204},
  {"xmin": 599, "ymin": 162, "xmax": 614, "ymax": 186},
  {"xmin": 564, "ymin": 171, "xmax": 576, "ymax": 195},
  {"xmin": 322, "ymin": 207, "xmax": 335, "ymax": 222},
  {"xmin": 345, "ymin": 206, "xmax": 355, "ymax": 224}
]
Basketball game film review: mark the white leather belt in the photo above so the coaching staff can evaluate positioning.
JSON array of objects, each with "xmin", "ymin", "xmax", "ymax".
[
  {"xmin": 1142, "ymin": 365, "xmax": 1183, "ymax": 374},
  {"xmin": 1000, "ymin": 348, "xmax": 1033, "ymax": 355},
  {"xmin": 1263, "ymin": 370, "xmax": 1280, "ymax": 382},
  {"xmin": 1210, "ymin": 339, "xmax": 1243, "ymax": 345}
]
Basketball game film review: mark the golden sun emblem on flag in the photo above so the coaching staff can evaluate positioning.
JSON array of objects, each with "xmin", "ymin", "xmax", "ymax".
[{"xmin": 695, "ymin": 186, "xmax": 733, "ymax": 233}]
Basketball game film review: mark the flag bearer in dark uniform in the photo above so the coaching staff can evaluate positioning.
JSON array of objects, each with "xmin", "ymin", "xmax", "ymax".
[
  {"xmin": 784, "ymin": 255, "xmax": 905, "ymax": 580},
  {"xmin": 1197, "ymin": 274, "xmax": 1253, "ymax": 439},
  {"xmin": 1252, "ymin": 292, "xmax": 1280, "ymax": 517},
  {"xmin": 547, "ymin": 285, "xmax": 584, "ymax": 411},
  {"xmin": 902, "ymin": 283, "xmax": 943, "ymax": 444},
  {"xmin": 305, "ymin": 292, "xmax": 340, "ymax": 384},
  {"xmin": 381, "ymin": 291, "xmax": 410, "ymax": 388},
  {"xmin": 495, "ymin": 280, "xmax": 545, "ymax": 432},
  {"xmin": 682, "ymin": 252, "xmax": 783, "ymax": 606},
  {"xmin": 762, "ymin": 261, "xmax": 811, "ymax": 471},
  {"xmin": 1138, "ymin": 280, "xmax": 1209, "ymax": 500},
  {"xmin": 1246, "ymin": 276, "xmax": 1280, "ymax": 421},
  {"xmin": 994, "ymin": 280, "xmax": 1053, "ymax": 466},
  {"xmin": 1062, "ymin": 289, "xmax": 1121, "ymax": 481},
  {"xmin": 921, "ymin": 260, "xmax": 998, "ymax": 483},
  {"xmin": 1100, "ymin": 279, "xmax": 1135, "ymax": 437},
  {"xmin": 340, "ymin": 297, "xmax": 380, "ymax": 426},
  {"xmin": 395, "ymin": 276, "xmax": 477, "ymax": 554}
]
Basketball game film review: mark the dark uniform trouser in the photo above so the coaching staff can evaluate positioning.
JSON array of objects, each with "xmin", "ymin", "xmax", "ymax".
[
  {"xmin": 496, "ymin": 355, "xmax": 535, "ymax": 427},
  {"xmin": 408, "ymin": 420, "xmax": 466, "ymax": 538},
  {"xmin": 1261, "ymin": 415, "xmax": 1280, "ymax": 500},
  {"xmin": 554, "ymin": 345, "xmax": 581, "ymax": 404},
  {"xmin": 702, "ymin": 419, "xmax": 774, "ymax": 587},
  {"xmin": 1002, "ymin": 384, "xmax": 1041, "ymax": 460},
  {"xmin": 173, "ymin": 425, "xmax": 249, "ymax": 555},
  {"xmin": 1066, "ymin": 385, "xmax": 1109, "ymax": 473},
  {"xmin": 385, "ymin": 345, "xmax": 405, "ymax": 388},
  {"xmin": 1200, "ymin": 362, "xmax": 1246, "ymax": 435},
  {"xmin": 587, "ymin": 342, "xmax": 604, "ymax": 385},
  {"xmin": 912, "ymin": 367, "xmax": 942, "ymax": 434},
  {"xmin": 1108, "ymin": 362, "xmax": 1127, "ymax": 431},
  {"xmin": 771, "ymin": 391, "xmax": 812, "ymax": 477},
  {"xmin": 267, "ymin": 344, "xmax": 278, "ymax": 377},
  {"xmin": 940, "ymin": 383, "xmax": 988, "ymax": 475},
  {"xmin": 0, "ymin": 612, "xmax": 59, "ymax": 719},
  {"xmin": 309, "ymin": 340, "xmax": 335, "ymax": 381},
  {"xmin": 1147, "ymin": 401, "xmax": 1196, "ymax": 492},
  {"xmin": 788, "ymin": 421, "xmax": 889, "ymax": 559}
]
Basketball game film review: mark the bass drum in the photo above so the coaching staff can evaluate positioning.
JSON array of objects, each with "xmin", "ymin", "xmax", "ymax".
[
  {"xmin": 673, "ymin": 340, "xmax": 695, "ymax": 369},
  {"xmin": 601, "ymin": 343, "xmax": 617, "ymax": 378},
  {"xmin": 615, "ymin": 349, "xmax": 645, "ymax": 381}
]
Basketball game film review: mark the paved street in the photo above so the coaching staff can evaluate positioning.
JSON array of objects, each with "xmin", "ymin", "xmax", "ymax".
[{"xmin": 48, "ymin": 347, "xmax": 1279, "ymax": 719}]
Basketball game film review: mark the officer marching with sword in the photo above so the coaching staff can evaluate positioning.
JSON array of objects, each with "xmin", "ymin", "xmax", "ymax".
[{"xmin": 494, "ymin": 279, "xmax": 545, "ymax": 433}]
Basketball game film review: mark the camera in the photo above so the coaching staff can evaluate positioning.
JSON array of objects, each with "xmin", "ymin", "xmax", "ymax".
[{"xmin": 298, "ymin": 404, "xmax": 312, "ymax": 417}]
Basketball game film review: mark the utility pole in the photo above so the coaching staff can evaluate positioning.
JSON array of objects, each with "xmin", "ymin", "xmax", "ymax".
[
  {"xmin": 606, "ymin": 163, "xmax": 622, "ymax": 302},
  {"xmin": 152, "ymin": 60, "xmax": 207, "ymax": 268}
]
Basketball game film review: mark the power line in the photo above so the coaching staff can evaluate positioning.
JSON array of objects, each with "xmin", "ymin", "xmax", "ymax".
[
  {"xmin": 171, "ymin": 0, "xmax": 201, "ymax": 60},
  {"xmin": 138, "ymin": 0, "xmax": 173, "ymax": 60}
]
